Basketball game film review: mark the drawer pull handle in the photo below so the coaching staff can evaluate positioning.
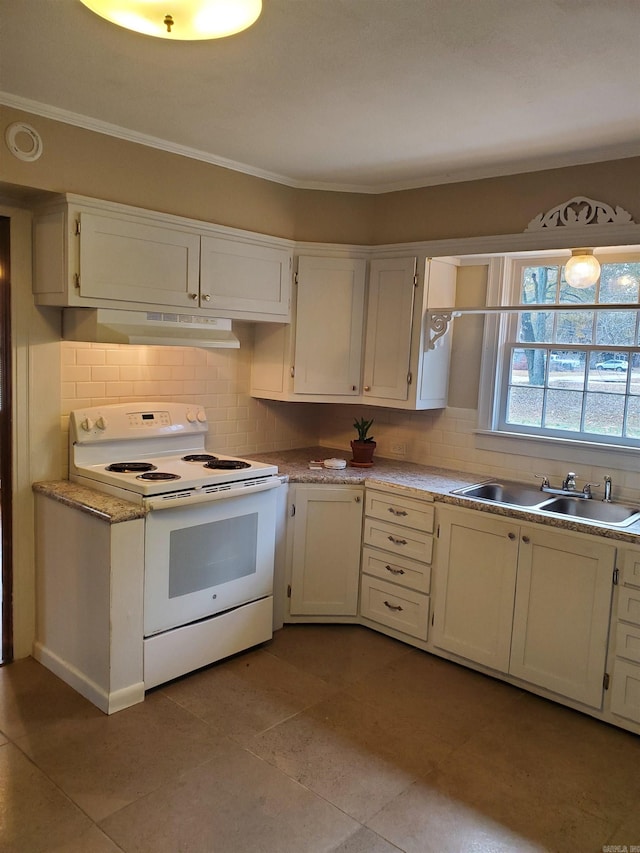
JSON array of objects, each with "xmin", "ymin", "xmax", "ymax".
[
  {"xmin": 388, "ymin": 535, "xmax": 407, "ymax": 546},
  {"xmin": 385, "ymin": 565, "xmax": 405, "ymax": 575},
  {"xmin": 388, "ymin": 508, "xmax": 408, "ymax": 516},
  {"xmin": 384, "ymin": 600, "xmax": 403, "ymax": 612}
]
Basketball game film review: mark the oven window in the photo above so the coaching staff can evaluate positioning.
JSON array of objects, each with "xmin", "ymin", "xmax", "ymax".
[{"xmin": 168, "ymin": 513, "xmax": 258, "ymax": 599}]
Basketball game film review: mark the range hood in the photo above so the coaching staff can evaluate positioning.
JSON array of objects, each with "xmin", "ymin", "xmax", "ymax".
[{"xmin": 62, "ymin": 308, "xmax": 240, "ymax": 349}]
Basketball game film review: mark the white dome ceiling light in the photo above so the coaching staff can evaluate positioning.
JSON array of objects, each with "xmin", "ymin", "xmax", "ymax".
[{"xmin": 78, "ymin": 0, "xmax": 262, "ymax": 40}]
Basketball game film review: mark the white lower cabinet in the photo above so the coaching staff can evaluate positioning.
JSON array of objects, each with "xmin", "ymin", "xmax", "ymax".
[
  {"xmin": 287, "ymin": 484, "xmax": 363, "ymax": 617},
  {"xmin": 610, "ymin": 551, "xmax": 640, "ymax": 724},
  {"xmin": 360, "ymin": 488, "xmax": 433, "ymax": 640},
  {"xmin": 433, "ymin": 505, "xmax": 616, "ymax": 709}
]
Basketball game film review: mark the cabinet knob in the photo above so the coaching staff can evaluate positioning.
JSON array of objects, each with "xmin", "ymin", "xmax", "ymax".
[
  {"xmin": 522, "ymin": 535, "xmax": 531, "ymax": 544},
  {"xmin": 508, "ymin": 532, "xmax": 516, "ymax": 540},
  {"xmin": 189, "ymin": 292, "xmax": 198, "ymax": 300},
  {"xmin": 202, "ymin": 293, "xmax": 211, "ymax": 302},
  {"xmin": 364, "ymin": 385, "xmax": 371, "ymax": 392},
  {"xmin": 352, "ymin": 385, "xmax": 357, "ymax": 391},
  {"xmin": 355, "ymin": 496, "xmax": 361, "ymax": 503}
]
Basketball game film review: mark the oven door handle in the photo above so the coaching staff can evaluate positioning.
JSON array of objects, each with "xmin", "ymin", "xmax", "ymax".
[{"xmin": 144, "ymin": 477, "xmax": 282, "ymax": 511}]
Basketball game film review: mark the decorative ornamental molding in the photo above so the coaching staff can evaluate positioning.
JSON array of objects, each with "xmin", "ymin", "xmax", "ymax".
[{"xmin": 525, "ymin": 196, "xmax": 636, "ymax": 232}]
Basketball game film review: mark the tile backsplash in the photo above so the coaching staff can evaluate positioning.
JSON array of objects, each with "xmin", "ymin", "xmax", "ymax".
[{"xmin": 60, "ymin": 324, "xmax": 318, "ymax": 476}]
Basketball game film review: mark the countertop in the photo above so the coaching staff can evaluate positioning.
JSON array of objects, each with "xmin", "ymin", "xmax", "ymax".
[{"xmin": 33, "ymin": 449, "xmax": 640, "ymax": 543}]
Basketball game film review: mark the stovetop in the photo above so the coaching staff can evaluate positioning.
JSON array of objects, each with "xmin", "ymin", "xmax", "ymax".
[{"xmin": 69, "ymin": 402, "xmax": 278, "ymax": 497}]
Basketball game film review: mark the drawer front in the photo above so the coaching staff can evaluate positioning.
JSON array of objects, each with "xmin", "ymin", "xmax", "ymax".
[
  {"xmin": 610, "ymin": 658, "xmax": 640, "ymax": 724},
  {"xmin": 360, "ymin": 575, "xmax": 429, "ymax": 640},
  {"xmin": 621, "ymin": 549, "xmax": 640, "ymax": 589},
  {"xmin": 615, "ymin": 621, "xmax": 640, "ymax": 665},
  {"xmin": 617, "ymin": 586, "xmax": 640, "ymax": 627},
  {"xmin": 363, "ymin": 517, "xmax": 433, "ymax": 563},
  {"xmin": 365, "ymin": 490, "xmax": 434, "ymax": 533},
  {"xmin": 362, "ymin": 545, "xmax": 431, "ymax": 593}
]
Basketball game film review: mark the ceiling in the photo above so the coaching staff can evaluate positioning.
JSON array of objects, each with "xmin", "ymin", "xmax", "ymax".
[{"xmin": 2, "ymin": 0, "xmax": 640, "ymax": 193}]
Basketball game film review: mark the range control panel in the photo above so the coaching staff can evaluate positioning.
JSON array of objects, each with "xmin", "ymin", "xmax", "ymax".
[{"xmin": 70, "ymin": 402, "xmax": 208, "ymax": 443}]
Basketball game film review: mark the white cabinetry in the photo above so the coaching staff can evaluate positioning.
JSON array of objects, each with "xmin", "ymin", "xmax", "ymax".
[
  {"xmin": 286, "ymin": 484, "xmax": 363, "ymax": 618},
  {"xmin": 360, "ymin": 488, "xmax": 433, "ymax": 640},
  {"xmin": 251, "ymin": 255, "xmax": 456, "ymax": 410},
  {"xmin": 433, "ymin": 505, "xmax": 615, "ymax": 708},
  {"xmin": 33, "ymin": 195, "xmax": 293, "ymax": 322},
  {"xmin": 610, "ymin": 549, "xmax": 640, "ymax": 725}
]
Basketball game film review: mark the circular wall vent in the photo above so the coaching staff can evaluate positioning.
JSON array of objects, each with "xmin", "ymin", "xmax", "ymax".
[{"xmin": 5, "ymin": 122, "xmax": 43, "ymax": 162}]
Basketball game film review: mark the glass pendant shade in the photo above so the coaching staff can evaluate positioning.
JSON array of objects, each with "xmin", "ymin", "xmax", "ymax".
[
  {"xmin": 79, "ymin": 0, "xmax": 262, "ymax": 40},
  {"xmin": 564, "ymin": 249, "xmax": 601, "ymax": 289}
]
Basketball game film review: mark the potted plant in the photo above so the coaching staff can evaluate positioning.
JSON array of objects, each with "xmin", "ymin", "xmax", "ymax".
[{"xmin": 350, "ymin": 417, "xmax": 376, "ymax": 466}]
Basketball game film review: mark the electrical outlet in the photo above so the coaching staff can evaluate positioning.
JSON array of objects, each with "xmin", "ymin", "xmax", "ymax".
[{"xmin": 390, "ymin": 442, "xmax": 407, "ymax": 458}]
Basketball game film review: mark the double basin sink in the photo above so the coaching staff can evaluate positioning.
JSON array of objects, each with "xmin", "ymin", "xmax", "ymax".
[{"xmin": 452, "ymin": 481, "xmax": 640, "ymax": 528}]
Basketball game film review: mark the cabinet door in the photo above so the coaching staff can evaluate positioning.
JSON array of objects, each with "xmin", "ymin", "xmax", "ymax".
[
  {"xmin": 509, "ymin": 527, "xmax": 614, "ymax": 708},
  {"xmin": 79, "ymin": 212, "xmax": 201, "ymax": 307},
  {"xmin": 289, "ymin": 486, "xmax": 363, "ymax": 616},
  {"xmin": 362, "ymin": 257, "xmax": 416, "ymax": 401},
  {"xmin": 200, "ymin": 236, "xmax": 292, "ymax": 320},
  {"xmin": 432, "ymin": 507, "xmax": 518, "ymax": 672},
  {"xmin": 293, "ymin": 256, "xmax": 366, "ymax": 395}
]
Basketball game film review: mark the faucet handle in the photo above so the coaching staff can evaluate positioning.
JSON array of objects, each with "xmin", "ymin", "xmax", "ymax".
[
  {"xmin": 582, "ymin": 483, "xmax": 600, "ymax": 499},
  {"xmin": 535, "ymin": 473, "xmax": 550, "ymax": 489}
]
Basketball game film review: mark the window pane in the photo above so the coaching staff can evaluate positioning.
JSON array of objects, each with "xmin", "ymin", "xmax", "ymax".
[
  {"xmin": 584, "ymin": 392, "xmax": 625, "ymax": 437},
  {"xmin": 520, "ymin": 266, "xmax": 558, "ymax": 304},
  {"xmin": 543, "ymin": 390, "xmax": 583, "ymax": 431},
  {"xmin": 518, "ymin": 310, "xmax": 553, "ymax": 343},
  {"xmin": 548, "ymin": 351, "xmax": 585, "ymax": 386},
  {"xmin": 625, "ymin": 396, "xmax": 640, "ymax": 438},
  {"xmin": 596, "ymin": 311, "xmax": 636, "ymax": 346},
  {"xmin": 588, "ymin": 351, "xmax": 629, "ymax": 394},
  {"xmin": 555, "ymin": 310, "xmax": 593, "ymax": 344},
  {"xmin": 509, "ymin": 348, "xmax": 546, "ymax": 386},
  {"xmin": 506, "ymin": 386, "xmax": 543, "ymax": 427},
  {"xmin": 599, "ymin": 263, "xmax": 640, "ymax": 304}
]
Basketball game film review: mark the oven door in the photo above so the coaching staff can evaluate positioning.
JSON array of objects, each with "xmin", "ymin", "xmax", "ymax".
[{"xmin": 143, "ymin": 485, "xmax": 278, "ymax": 636}]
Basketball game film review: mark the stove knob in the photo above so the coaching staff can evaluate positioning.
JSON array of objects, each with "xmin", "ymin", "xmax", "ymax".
[
  {"xmin": 197, "ymin": 409, "xmax": 207, "ymax": 423},
  {"xmin": 96, "ymin": 416, "xmax": 108, "ymax": 430},
  {"xmin": 80, "ymin": 417, "xmax": 95, "ymax": 432},
  {"xmin": 186, "ymin": 410, "xmax": 197, "ymax": 423}
]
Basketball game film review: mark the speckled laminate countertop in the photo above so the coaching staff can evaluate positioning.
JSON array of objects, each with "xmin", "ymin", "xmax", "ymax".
[
  {"xmin": 33, "ymin": 481, "xmax": 145, "ymax": 523},
  {"xmin": 252, "ymin": 446, "xmax": 640, "ymax": 544}
]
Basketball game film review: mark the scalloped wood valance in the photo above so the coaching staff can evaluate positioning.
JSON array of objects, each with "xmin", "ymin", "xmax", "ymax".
[{"xmin": 525, "ymin": 196, "xmax": 636, "ymax": 232}]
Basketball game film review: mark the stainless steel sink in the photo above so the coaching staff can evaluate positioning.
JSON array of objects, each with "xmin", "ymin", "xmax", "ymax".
[
  {"xmin": 452, "ymin": 481, "xmax": 548, "ymax": 507},
  {"xmin": 541, "ymin": 496, "xmax": 640, "ymax": 527}
]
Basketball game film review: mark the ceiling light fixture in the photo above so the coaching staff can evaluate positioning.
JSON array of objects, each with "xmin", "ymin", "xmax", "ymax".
[
  {"xmin": 78, "ymin": 0, "xmax": 262, "ymax": 40},
  {"xmin": 564, "ymin": 248, "xmax": 601, "ymax": 289}
]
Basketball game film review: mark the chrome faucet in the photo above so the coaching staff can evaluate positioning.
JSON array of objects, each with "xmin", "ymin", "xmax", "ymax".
[
  {"xmin": 536, "ymin": 472, "xmax": 598, "ymax": 499},
  {"xmin": 603, "ymin": 475, "xmax": 613, "ymax": 502},
  {"xmin": 562, "ymin": 472, "xmax": 577, "ymax": 491}
]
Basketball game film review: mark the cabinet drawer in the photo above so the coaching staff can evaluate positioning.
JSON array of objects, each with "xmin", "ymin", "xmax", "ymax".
[
  {"xmin": 615, "ymin": 621, "xmax": 640, "ymax": 665},
  {"xmin": 360, "ymin": 575, "xmax": 429, "ymax": 640},
  {"xmin": 365, "ymin": 490, "xmax": 434, "ymax": 533},
  {"xmin": 610, "ymin": 659, "xmax": 640, "ymax": 724},
  {"xmin": 621, "ymin": 550, "xmax": 640, "ymax": 589},
  {"xmin": 617, "ymin": 586, "xmax": 640, "ymax": 627},
  {"xmin": 363, "ymin": 518, "xmax": 433, "ymax": 563},
  {"xmin": 362, "ymin": 545, "xmax": 430, "ymax": 593}
]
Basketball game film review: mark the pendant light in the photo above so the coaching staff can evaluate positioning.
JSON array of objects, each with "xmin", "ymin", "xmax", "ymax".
[
  {"xmin": 564, "ymin": 248, "xmax": 601, "ymax": 289},
  {"xmin": 78, "ymin": 0, "xmax": 262, "ymax": 40}
]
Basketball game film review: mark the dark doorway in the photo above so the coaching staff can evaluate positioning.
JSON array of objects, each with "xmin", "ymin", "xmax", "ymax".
[{"xmin": 0, "ymin": 217, "xmax": 12, "ymax": 663}]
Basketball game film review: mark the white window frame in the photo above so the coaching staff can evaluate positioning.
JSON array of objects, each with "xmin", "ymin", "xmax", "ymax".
[{"xmin": 476, "ymin": 251, "xmax": 640, "ymax": 469}]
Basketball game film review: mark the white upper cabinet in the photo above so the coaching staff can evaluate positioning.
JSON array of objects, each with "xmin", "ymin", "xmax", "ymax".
[
  {"xmin": 251, "ymin": 253, "xmax": 456, "ymax": 410},
  {"xmin": 293, "ymin": 256, "xmax": 366, "ymax": 395},
  {"xmin": 33, "ymin": 195, "xmax": 293, "ymax": 322}
]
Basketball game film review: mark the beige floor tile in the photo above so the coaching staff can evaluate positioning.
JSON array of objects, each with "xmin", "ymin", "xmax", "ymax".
[
  {"xmin": 15, "ymin": 691, "xmax": 224, "ymax": 822},
  {"xmin": 0, "ymin": 657, "xmax": 97, "ymax": 740},
  {"xmin": 99, "ymin": 740, "xmax": 359, "ymax": 853},
  {"xmin": 266, "ymin": 624, "xmax": 411, "ymax": 686},
  {"xmin": 603, "ymin": 803, "xmax": 640, "ymax": 850},
  {"xmin": 248, "ymin": 690, "xmax": 450, "ymax": 822},
  {"xmin": 161, "ymin": 646, "xmax": 335, "ymax": 741},
  {"xmin": 456, "ymin": 691, "xmax": 640, "ymax": 825},
  {"xmin": 347, "ymin": 647, "xmax": 526, "ymax": 747},
  {"xmin": 331, "ymin": 826, "xmax": 403, "ymax": 852},
  {"xmin": 366, "ymin": 773, "xmax": 611, "ymax": 853},
  {"xmin": 44, "ymin": 825, "xmax": 123, "ymax": 853},
  {"xmin": 0, "ymin": 742, "xmax": 92, "ymax": 853}
]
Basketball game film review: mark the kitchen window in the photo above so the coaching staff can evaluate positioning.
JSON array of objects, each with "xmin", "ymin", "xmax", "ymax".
[{"xmin": 487, "ymin": 253, "xmax": 640, "ymax": 448}]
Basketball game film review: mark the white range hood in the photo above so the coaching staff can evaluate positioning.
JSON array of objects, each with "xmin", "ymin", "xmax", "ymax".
[{"xmin": 62, "ymin": 308, "xmax": 240, "ymax": 349}]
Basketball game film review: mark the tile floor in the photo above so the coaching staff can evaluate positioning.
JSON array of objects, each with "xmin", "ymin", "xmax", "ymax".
[{"xmin": 1, "ymin": 624, "xmax": 639, "ymax": 853}]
